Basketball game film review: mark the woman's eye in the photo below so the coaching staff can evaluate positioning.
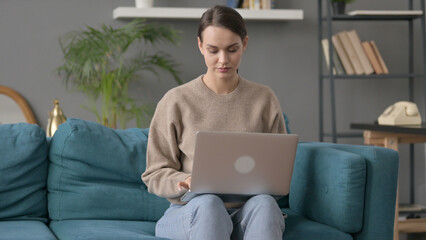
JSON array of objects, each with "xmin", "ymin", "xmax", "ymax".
[
  {"xmin": 228, "ymin": 48, "xmax": 238, "ymax": 53},
  {"xmin": 209, "ymin": 50, "xmax": 218, "ymax": 54}
]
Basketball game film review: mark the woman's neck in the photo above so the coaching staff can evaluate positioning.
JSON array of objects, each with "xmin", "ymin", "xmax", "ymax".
[{"xmin": 202, "ymin": 72, "xmax": 239, "ymax": 95}]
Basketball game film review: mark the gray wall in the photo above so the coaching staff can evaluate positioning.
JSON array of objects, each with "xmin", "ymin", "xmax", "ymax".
[{"xmin": 1, "ymin": 0, "xmax": 425, "ymax": 237}]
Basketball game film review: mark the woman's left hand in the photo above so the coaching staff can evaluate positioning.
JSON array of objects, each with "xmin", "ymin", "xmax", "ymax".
[{"xmin": 177, "ymin": 177, "xmax": 191, "ymax": 191}]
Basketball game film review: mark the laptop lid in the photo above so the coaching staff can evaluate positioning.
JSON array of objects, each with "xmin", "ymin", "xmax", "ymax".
[{"xmin": 181, "ymin": 131, "xmax": 298, "ymax": 202}]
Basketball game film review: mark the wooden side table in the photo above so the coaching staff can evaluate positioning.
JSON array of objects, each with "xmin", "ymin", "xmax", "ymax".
[{"xmin": 351, "ymin": 123, "xmax": 426, "ymax": 240}]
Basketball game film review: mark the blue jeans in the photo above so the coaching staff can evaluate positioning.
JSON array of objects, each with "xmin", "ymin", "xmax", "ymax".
[{"xmin": 155, "ymin": 194, "xmax": 285, "ymax": 240}]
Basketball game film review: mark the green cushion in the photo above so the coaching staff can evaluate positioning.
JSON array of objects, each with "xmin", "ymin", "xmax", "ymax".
[
  {"xmin": 320, "ymin": 143, "xmax": 398, "ymax": 240},
  {"xmin": 289, "ymin": 143, "xmax": 366, "ymax": 233},
  {"xmin": 0, "ymin": 123, "xmax": 49, "ymax": 222},
  {"xmin": 0, "ymin": 221, "xmax": 57, "ymax": 240},
  {"xmin": 282, "ymin": 208, "xmax": 352, "ymax": 240},
  {"xmin": 49, "ymin": 220, "xmax": 168, "ymax": 240},
  {"xmin": 48, "ymin": 118, "xmax": 169, "ymax": 221}
]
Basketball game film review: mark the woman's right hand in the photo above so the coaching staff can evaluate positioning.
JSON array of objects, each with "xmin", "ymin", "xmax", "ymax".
[{"xmin": 177, "ymin": 177, "xmax": 191, "ymax": 191}]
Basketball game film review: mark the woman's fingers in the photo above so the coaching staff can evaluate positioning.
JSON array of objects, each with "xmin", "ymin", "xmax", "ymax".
[
  {"xmin": 177, "ymin": 177, "xmax": 192, "ymax": 191},
  {"xmin": 177, "ymin": 181, "xmax": 189, "ymax": 191}
]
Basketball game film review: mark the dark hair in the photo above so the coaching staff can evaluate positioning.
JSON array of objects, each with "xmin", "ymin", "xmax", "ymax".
[{"xmin": 198, "ymin": 5, "xmax": 247, "ymax": 42}]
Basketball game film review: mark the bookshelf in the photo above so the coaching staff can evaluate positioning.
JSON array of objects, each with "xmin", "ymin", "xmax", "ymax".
[
  {"xmin": 318, "ymin": 0, "xmax": 426, "ymax": 239},
  {"xmin": 318, "ymin": 2, "xmax": 426, "ymax": 143},
  {"xmin": 113, "ymin": 7, "xmax": 304, "ymax": 21}
]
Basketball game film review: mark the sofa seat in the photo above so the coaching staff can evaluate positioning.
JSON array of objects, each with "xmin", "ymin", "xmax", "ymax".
[
  {"xmin": 50, "ymin": 220, "xmax": 169, "ymax": 240},
  {"xmin": 0, "ymin": 221, "xmax": 57, "ymax": 240},
  {"xmin": 282, "ymin": 209, "xmax": 353, "ymax": 240}
]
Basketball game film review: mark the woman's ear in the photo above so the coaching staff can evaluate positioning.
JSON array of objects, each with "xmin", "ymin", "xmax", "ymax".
[
  {"xmin": 242, "ymin": 36, "xmax": 249, "ymax": 52},
  {"xmin": 197, "ymin": 37, "xmax": 204, "ymax": 55}
]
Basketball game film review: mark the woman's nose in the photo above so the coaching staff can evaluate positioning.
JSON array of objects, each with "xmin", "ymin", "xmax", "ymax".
[{"xmin": 218, "ymin": 51, "xmax": 228, "ymax": 64}]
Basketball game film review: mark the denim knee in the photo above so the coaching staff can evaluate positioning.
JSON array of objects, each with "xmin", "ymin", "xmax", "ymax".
[
  {"xmin": 244, "ymin": 194, "xmax": 284, "ymax": 224},
  {"xmin": 188, "ymin": 194, "xmax": 225, "ymax": 209},
  {"xmin": 237, "ymin": 194, "xmax": 285, "ymax": 239},
  {"xmin": 188, "ymin": 194, "xmax": 233, "ymax": 239},
  {"xmin": 188, "ymin": 195, "xmax": 229, "ymax": 222},
  {"xmin": 246, "ymin": 194, "xmax": 279, "ymax": 210}
]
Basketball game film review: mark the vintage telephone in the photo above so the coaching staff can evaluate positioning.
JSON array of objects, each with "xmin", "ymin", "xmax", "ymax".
[{"xmin": 378, "ymin": 101, "xmax": 422, "ymax": 126}]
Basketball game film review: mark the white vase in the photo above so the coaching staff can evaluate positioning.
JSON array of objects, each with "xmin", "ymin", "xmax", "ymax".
[{"xmin": 135, "ymin": 0, "xmax": 154, "ymax": 8}]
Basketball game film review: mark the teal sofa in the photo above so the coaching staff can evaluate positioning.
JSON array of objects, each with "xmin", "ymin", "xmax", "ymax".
[{"xmin": 0, "ymin": 118, "xmax": 399, "ymax": 240}]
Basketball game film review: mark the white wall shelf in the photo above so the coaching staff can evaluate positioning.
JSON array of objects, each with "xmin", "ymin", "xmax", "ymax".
[{"xmin": 113, "ymin": 7, "xmax": 304, "ymax": 21}]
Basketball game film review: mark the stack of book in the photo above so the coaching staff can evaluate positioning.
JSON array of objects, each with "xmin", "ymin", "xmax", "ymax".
[
  {"xmin": 227, "ymin": 0, "xmax": 276, "ymax": 9},
  {"xmin": 322, "ymin": 30, "xmax": 389, "ymax": 75}
]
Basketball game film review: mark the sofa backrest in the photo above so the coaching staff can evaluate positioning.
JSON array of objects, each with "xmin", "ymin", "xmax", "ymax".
[
  {"xmin": 0, "ymin": 123, "xmax": 49, "ymax": 222},
  {"xmin": 48, "ymin": 118, "xmax": 169, "ymax": 221},
  {"xmin": 289, "ymin": 143, "xmax": 366, "ymax": 233}
]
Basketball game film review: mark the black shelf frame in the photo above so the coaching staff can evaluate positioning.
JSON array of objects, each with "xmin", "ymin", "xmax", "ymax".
[
  {"xmin": 318, "ymin": 0, "xmax": 426, "ymax": 225},
  {"xmin": 318, "ymin": 0, "xmax": 426, "ymax": 143}
]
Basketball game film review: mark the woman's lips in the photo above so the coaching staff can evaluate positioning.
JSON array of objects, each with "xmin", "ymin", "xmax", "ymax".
[{"xmin": 217, "ymin": 67, "xmax": 231, "ymax": 73}]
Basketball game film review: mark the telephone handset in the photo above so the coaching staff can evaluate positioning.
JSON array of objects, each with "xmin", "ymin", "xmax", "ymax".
[{"xmin": 378, "ymin": 101, "xmax": 422, "ymax": 126}]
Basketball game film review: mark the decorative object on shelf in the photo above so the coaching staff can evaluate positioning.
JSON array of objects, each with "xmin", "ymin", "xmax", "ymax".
[
  {"xmin": 135, "ymin": 0, "xmax": 153, "ymax": 8},
  {"xmin": 330, "ymin": 0, "xmax": 355, "ymax": 15},
  {"xmin": 0, "ymin": 85, "xmax": 38, "ymax": 125},
  {"xmin": 46, "ymin": 99, "xmax": 67, "ymax": 137},
  {"xmin": 58, "ymin": 19, "xmax": 181, "ymax": 129},
  {"xmin": 378, "ymin": 101, "xmax": 422, "ymax": 126}
]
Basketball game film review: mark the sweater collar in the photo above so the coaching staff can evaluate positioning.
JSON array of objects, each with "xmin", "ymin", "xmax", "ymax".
[{"xmin": 196, "ymin": 75, "xmax": 244, "ymax": 99}]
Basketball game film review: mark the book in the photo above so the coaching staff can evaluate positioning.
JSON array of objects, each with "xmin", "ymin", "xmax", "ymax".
[
  {"xmin": 370, "ymin": 40, "xmax": 389, "ymax": 74},
  {"xmin": 361, "ymin": 41, "xmax": 383, "ymax": 74},
  {"xmin": 332, "ymin": 35, "xmax": 355, "ymax": 75},
  {"xmin": 347, "ymin": 30, "xmax": 374, "ymax": 75},
  {"xmin": 337, "ymin": 31, "xmax": 364, "ymax": 75},
  {"xmin": 261, "ymin": 0, "xmax": 271, "ymax": 9},
  {"xmin": 321, "ymin": 39, "xmax": 336, "ymax": 75},
  {"xmin": 226, "ymin": 0, "xmax": 240, "ymax": 8},
  {"xmin": 249, "ymin": 0, "xmax": 261, "ymax": 10},
  {"xmin": 242, "ymin": 0, "xmax": 250, "ymax": 9},
  {"xmin": 321, "ymin": 38, "xmax": 345, "ymax": 75},
  {"xmin": 347, "ymin": 10, "xmax": 423, "ymax": 16},
  {"xmin": 332, "ymin": 46, "xmax": 345, "ymax": 75}
]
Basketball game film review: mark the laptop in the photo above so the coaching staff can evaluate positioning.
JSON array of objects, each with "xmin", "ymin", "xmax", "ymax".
[{"xmin": 180, "ymin": 131, "xmax": 298, "ymax": 202}]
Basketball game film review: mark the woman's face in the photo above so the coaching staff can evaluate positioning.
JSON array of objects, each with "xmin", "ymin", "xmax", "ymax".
[{"xmin": 198, "ymin": 26, "xmax": 248, "ymax": 80}]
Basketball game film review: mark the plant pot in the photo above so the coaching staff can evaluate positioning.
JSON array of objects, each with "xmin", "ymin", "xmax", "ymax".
[
  {"xmin": 332, "ymin": 2, "xmax": 346, "ymax": 15},
  {"xmin": 135, "ymin": 0, "xmax": 153, "ymax": 8}
]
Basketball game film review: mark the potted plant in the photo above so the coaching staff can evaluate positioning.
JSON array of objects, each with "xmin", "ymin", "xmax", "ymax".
[
  {"xmin": 330, "ymin": 0, "xmax": 355, "ymax": 15},
  {"xmin": 58, "ymin": 19, "xmax": 182, "ymax": 129}
]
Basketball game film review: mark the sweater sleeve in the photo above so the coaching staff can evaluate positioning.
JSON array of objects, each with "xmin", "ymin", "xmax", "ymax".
[
  {"xmin": 268, "ymin": 90, "xmax": 287, "ymax": 134},
  {"xmin": 141, "ymin": 97, "xmax": 191, "ymax": 199}
]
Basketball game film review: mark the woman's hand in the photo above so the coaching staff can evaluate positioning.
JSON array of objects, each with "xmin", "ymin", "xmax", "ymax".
[{"xmin": 177, "ymin": 177, "xmax": 191, "ymax": 191}]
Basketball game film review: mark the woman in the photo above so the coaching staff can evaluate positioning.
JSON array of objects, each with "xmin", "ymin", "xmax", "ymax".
[{"xmin": 142, "ymin": 5, "xmax": 287, "ymax": 240}]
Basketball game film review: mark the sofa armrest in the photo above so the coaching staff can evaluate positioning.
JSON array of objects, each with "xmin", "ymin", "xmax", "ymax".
[
  {"xmin": 289, "ymin": 142, "xmax": 398, "ymax": 240},
  {"xmin": 322, "ymin": 142, "xmax": 399, "ymax": 240}
]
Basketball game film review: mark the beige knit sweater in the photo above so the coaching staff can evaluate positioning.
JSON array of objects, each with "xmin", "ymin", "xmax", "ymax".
[{"xmin": 141, "ymin": 75, "xmax": 287, "ymax": 204}]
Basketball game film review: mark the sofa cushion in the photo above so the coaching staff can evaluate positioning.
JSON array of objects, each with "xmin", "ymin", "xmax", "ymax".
[
  {"xmin": 289, "ymin": 144, "xmax": 366, "ymax": 233},
  {"xmin": 48, "ymin": 118, "xmax": 169, "ymax": 221},
  {"xmin": 49, "ymin": 220, "xmax": 168, "ymax": 240},
  {"xmin": 282, "ymin": 208, "xmax": 353, "ymax": 240},
  {"xmin": 0, "ymin": 123, "xmax": 49, "ymax": 222},
  {"xmin": 0, "ymin": 221, "xmax": 57, "ymax": 240}
]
